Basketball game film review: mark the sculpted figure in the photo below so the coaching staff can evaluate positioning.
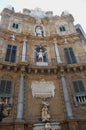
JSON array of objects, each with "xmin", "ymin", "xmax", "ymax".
[
  {"xmin": 38, "ymin": 49, "xmax": 44, "ymax": 62},
  {"xmin": 35, "ymin": 26, "xmax": 44, "ymax": 37},
  {"xmin": 42, "ymin": 101, "xmax": 50, "ymax": 122}
]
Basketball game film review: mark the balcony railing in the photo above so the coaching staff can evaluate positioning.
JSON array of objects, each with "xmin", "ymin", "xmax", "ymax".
[
  {"xmin": 0, "ymin": 54, "xmax": 86, "ymax": 66},
  {"xmin": 61, "ymin": 54, "xmax": 86, "ymax": 64},
  {"xmin": 0, "ymin": 54, "xmax": 57, "ymax": 66},
  {"xmin": 74, "ymin": 93, "xmax": 86, "ymax": 104}
]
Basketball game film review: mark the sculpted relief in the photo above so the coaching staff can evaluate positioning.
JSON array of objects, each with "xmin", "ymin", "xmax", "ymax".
[{"xmin": 31, "ymin": 80, "xmax": 55, "ymax": 98}]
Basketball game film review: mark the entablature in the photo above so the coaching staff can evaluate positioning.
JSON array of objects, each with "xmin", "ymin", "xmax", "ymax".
[
  {"xmin": 0, "ymin": 61, "xmax": 86, "ymax": 74},
  {"xmin": 0, "ymin": 29, "xmax": 82, "ymax": 44}
]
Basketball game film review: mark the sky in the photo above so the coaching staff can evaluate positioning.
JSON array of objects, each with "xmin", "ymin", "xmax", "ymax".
[{"xmin": 0, "ymin": 0, "xmax": 86, "ymax": 33}]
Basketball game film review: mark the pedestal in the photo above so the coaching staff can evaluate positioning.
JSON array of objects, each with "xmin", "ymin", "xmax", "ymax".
[
  {"xmin": 14, "ymin": 120, "xmax": 25, "ymax": 130},
  {"xmin": 33, "ymin": 122, "xmax": 61, "ymax": 130}
]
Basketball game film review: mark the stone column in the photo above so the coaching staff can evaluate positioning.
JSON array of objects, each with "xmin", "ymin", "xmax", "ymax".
[
  {"xmin": 22, "ymin": 39, "xmax": 27, "ymax": 62},
  {"xmin": 61, "ymin": 75, "xmax": 73, "ymax": 118},
  {"xmin": 54, "ymin": 42, "xmax": 61, "ymax": 63},
  {"xmin": 17, "ymin": 74, "xmax": 24, "ymax": 119}
]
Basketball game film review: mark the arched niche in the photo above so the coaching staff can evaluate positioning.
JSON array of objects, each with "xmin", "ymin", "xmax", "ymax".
[
  {"xmin": 34, "ymin": 45, "xmax": 48, "ymax": 66},
  {"xmin": 35, "ymin": 25, "xmax": 45, "ymax": 37}
]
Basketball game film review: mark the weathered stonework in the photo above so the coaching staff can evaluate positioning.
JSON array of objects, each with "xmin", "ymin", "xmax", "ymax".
[{"xmin": 0, "ymin": 6, "xmax": 86, "ymax": 130}]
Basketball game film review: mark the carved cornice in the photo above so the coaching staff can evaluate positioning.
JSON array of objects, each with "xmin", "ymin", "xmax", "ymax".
[
  {"xmin": 0, "ymin": 29, "xmax": 81, "ymax": 44},
  {"xmin": 0, "ymin": 61, "xmax": 86, "ymax": 74}
]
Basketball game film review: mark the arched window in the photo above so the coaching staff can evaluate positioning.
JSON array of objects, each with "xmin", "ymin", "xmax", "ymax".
[
  {"xmin": 34, "ymin": 46, "xmax": 48, "ymax": 62},
  {"xmin": 35, "ymin": 25, "xmax": 44, "ymax": 37}
]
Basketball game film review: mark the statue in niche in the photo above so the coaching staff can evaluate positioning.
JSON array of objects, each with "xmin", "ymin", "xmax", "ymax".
[
  {"xmin": 35, "ymin": 48, "xmax": 47, "ymax": 62},
  {"xmin": 38, "ymin": 49, "xmax": 44, "ymax": 62},
  {"xmin": 41, "ymin": 101, "xmax": 50, "ymax": 122},
  {"xmin": 35, "ymin": 26, "xmax": 44, "ymax": 37}
]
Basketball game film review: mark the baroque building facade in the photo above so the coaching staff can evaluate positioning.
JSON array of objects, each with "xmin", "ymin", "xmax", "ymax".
[{"xmin": 0, "ymin": 6, "xmax": 86, "ymax": 130}]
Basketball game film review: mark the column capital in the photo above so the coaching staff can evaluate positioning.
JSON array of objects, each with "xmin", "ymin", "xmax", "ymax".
[
  {"xmin": 23, "ymin": 39, "xmax": 27, "ymax": 42},
  {"xmin": 53, "ymin": 38, "xmax": 57, "ymax": 44}
]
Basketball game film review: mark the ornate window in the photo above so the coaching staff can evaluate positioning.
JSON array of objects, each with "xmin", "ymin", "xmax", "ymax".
[
  {"xmin": 59, "ymin": 26, "xmax": 66, "ymax": 32},
  {"xmin": 0, "ymin": 80, "xmax": 12, "ymax": 96},
  {"xmin": 5, "ymin": 44, "xmax": 17, "ymax": 63},
  {"xmin": 12, "ymin": 23, "xmax": 19, "ymax": 29},
  {"xmin": 35, "ymin": 25, "xmax": 44, "ymax": 37},
  {"xmin": 0, "ymin": 80, "xmax": 12, "ymax": 105},
  {"xmin": 72, "ymin": 80, "xmax": 86, "ymax": 104},
  {"xmin": 64, "ymin": 47, "xmax": 77, "ymax": 64},
  {"xmin": 8, "ymin": 21, "xmax": 22, "ymax": 33},
  {"xmin": 72, "ymin": 80, "xmax": 85, "ymax": 93}
]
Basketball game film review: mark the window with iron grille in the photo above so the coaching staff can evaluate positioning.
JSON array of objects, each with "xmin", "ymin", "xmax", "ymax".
[
  {"xmin": 5, "ymin": 45, "xmax": 17, "ymax": 63},
  {"xmin": 64, "ymin": 47, "xmax": 77, "ymax": 64}
]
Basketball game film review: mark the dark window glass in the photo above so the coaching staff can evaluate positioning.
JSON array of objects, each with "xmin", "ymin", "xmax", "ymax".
[
  {"xmin": 59, "ymin": 26, "xmax": 65, "ymax": 32},
  {"xmin": 64, "ymin": 47, "xmax": 77, "ymax": 64},
  {"xmin": 5, "ymin": 45, "xmax": 17, "ymax": 63},
  {"xmin": 12, "ymin": 23, "xmax": 15, "ymax": 28},
  {"xmin": 62, "ymin": 26, "xmax": 65, "ymax": 31},
  {"xmin": 12, "ymin": 23, "xmax": 18, "ymax": 29},
  {"xmin": 16, "ymin": 24, "xmax": 18, "ymax": 29},
  {"xmin": 72, "ymin": 80, "xmax": 85, "ymax": 93},
  {"xmin": 0, "ymin": 80, "xmax": 12, "ymax": 95},
  {"xmin": 60, "ymin": 27, "xmax": 62, "ymax": 32}
]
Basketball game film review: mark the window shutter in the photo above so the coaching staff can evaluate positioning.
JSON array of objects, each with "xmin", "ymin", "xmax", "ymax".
[
  {"xmin": 16, "ymin": 24, "xmax": 18, "ymax": 29},
  {"xmin": 5, "ymin": 81, "xmax": 12, "ymax": 94},
  {"xmin": 62, "ymin": 26, "xmax": 65, "ymax": 31},
  {"xmin": 64, "ymin": 47, "xmax": 77, "ymax": 64},
  {"xmin": 72, "ymin": 80, "xmax": 85, "ymax": 93},
  {"xmin": 0, "ymin": 80, "xmax": 12, "ymax": 95},
  {"xmin": 64, "ymin": 48, "xmax": 71, "ymax": 64},
  {"xmin": 72, "ymin": 81, "xmax": 79, "ymax": 93},
  {"xmin": 69, "ymin": 48, "xmax": 77, "ymax": 63},
  {"xmin": 59, "ymin": 27, "xmax": 62, "ymax": 32},
  {"xmin": 5, "ymin": 45, "xmax": 17, "ymax": 63},
  {"xmin": 11, "ymin": 46, "xmax": 17, "ymax": 62},
  {"xmin": 0, "ymin": 80, "xmax": 5, "ymax": 94},
  {"xmin": 78, "ymin": 80, "xmax": 85, "ymax": 92},
  {"xmin": 12, "ymin": 23, "xmax": 15, "ymax": 28},
  {"xmin": 5, "ymin": 45, "xmax": 12, "ymax": 62}
]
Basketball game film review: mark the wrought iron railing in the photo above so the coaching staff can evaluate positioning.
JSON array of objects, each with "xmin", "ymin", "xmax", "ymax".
[
  {"xmin": 74, "ymin": 92, "xmax": 86, "ymax": 104},
  {"xmin": 0, "ymin": 53, "xmax": 86, "ymax": 66}
]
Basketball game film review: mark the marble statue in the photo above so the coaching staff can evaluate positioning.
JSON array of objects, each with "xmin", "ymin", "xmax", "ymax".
[
  {"xmin": 35, "ymin": 26, "xmax": 43, "ymax": 37},
  {"xmin": 42, "ymin": 101, "xmax": 50, "ymax": 122},
  {"xmin": 38, "ymin": 49, "xmax": 44, "ymax": 62}
]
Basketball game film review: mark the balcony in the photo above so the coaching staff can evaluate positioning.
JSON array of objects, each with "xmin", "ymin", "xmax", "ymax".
[
  {"xmin": 0, "ymin": 54, "xmax": 86, "ymax": 67},
  {"xmin": 61, "ymin": 54, "xmax": 86, "ymax": 64},
  {"xmin": 74, "ymin": 93, "xmax": 86, "ymax": 104},
  {"xmin": 0, "ymin": 54, "xmax": 57, "ymax": 66}
]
